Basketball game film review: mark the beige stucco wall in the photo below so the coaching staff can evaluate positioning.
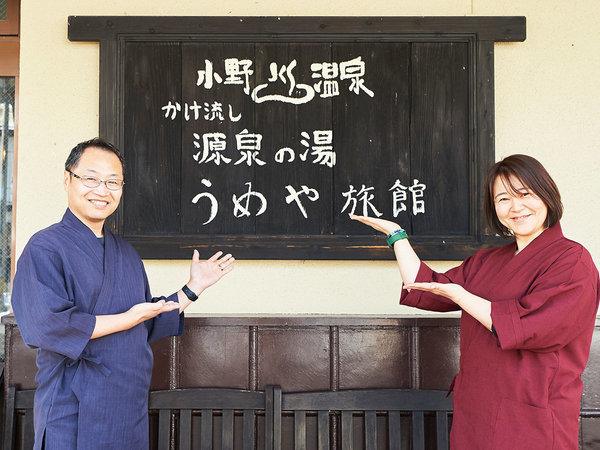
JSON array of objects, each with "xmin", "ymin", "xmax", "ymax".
[{"xmin": 15, "ymin": 0, "xmax": 600, "ymax": 314}]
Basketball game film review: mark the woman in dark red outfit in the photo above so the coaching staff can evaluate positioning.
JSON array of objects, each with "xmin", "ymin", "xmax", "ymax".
[{"xmin": 352, "ymin": 154, "xmax": 599, "ymax": 449}]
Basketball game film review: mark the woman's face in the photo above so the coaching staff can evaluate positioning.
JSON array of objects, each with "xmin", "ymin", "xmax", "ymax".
[{"xmin": 493, "ymin": 175, "xmax": 548, "ymax": 247}]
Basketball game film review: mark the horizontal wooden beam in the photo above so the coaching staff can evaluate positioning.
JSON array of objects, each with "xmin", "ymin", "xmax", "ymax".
[
  {"xmin": 68, "ymin": 16, "xmax": 526, "ymax": 42},
  {"xmin": 123, "ymin": 234, "xmax": 508, "ymax": 260}
]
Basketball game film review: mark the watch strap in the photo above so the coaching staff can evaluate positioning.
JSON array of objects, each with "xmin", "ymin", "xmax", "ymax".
[{"xmin": 182, "ymin": 284, "xmax": 198, "ymax": 301}]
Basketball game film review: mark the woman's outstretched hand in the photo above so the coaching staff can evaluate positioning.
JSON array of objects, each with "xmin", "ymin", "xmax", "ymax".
[
  {"xmin": 403, "ymin": 282, "xmax": 467, "ymax": 303},
  {"xmin": 405, "ymin": 282, "xmax": 492, "ymax": 331},
  {"xmin": 349, "ymin": 214, "xmax": 402, "ymax": 235}
]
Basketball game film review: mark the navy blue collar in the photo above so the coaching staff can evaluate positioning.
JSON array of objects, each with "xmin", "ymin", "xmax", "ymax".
[{"xmin": 61, "ymin": 208, "xmax": 107, "ymax": 267}]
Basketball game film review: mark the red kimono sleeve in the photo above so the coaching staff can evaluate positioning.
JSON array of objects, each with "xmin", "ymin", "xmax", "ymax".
[
  {"xmin": 399, "ymin": 255, "xmax": 477, "ymax": 312},
  {"xmin": 491, "ymin": 246, "xmax": 600, "ymax": 352}
]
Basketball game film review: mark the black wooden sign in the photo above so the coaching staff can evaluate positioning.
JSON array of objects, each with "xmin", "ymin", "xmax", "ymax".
[{"xmin": 68, "ymin": 16, "xmax": 526, "ymax": 260}]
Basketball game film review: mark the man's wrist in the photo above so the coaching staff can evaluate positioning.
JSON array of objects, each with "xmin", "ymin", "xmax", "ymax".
[
  {"xmin": 181, "ymin": 284, "xmax": 198, "ymax": 302},
  {"xmin": 184, "ymin": 281, "xmax": 204, "ymax": 298},
  {"xmin": 123, "ymin": 308, "xmax": 142, "ymax": 328}
]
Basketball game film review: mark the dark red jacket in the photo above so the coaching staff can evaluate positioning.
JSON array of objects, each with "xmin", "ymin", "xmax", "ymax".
[{"xmin": 401, "ymin": 224, "xmax": 599, "ymax": 449}]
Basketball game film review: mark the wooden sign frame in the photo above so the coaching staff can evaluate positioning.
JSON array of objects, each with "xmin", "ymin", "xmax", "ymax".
[{"xmin": 68, "ymin": 16, "xmax": 525, "ymax": 260}]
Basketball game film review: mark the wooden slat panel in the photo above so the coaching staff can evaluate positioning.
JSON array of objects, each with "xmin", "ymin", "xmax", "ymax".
[
  {"xmin": 180, "ymin": 42, "xmax": 256, "ymax": 236},
  {"xmin": 294, "ymin": 411, "xmax": 307, "ymax": 450},
  {"xmin": 474, "ymin": 40, "xmax": 496, "ymax": 235},
  {"xmin": 3, "ymin": 389, "xmax": 35, "ymax": 450},
  {"xmin": 410, "ymin": 41, "xmax": 470, "ymax": 236},
  {"xmin": 317, "ymin": 411, "xmax": 329, "ymax": 450},
  {"xmin": 341, "ymin": 411, "xmax": 353, "ymax": 450},
  {"xmin": 99, "ymin": 38, "xmax": 121, "ymax": 234},
  {"xmin": 201, "ymin": 409, "xmax": 213, "ymax": 450},
  {"xmin": 412, "ymin": 411, "xmax": 425, "ymax": 450},
  {"xmin": 365, "ymin": 411, "xmax": 377, "ymax": 450},
  {"xmin": 436, "ymin": 411, "xmax": 450, "ymax": 450},
  {"xmin": 222, "ymin": 409, "xmax": 234, "ymax": 450},
  {"xmin": 280, "ymin": 388, "xmax": 453, "ymax": 448},
  {"xmin": 253, "ymin": 42, "xmax": 333, "ymax": 236},
  {"xmin": 333, "ymin": 42, "xmax": 410, "ymax": 236},
  {"xmin": 242, "ymin": 409, "xmax": 255, "ymax": 450},
  {"xmin": 3, "ymin": 386, "xmax": 16, "ymax": 450},
  {"xmin": 264, "ymin": 386, "xmax": 275, "ymax": 450},
  {"xmin": 147, "ymin": 387, "xmax": 270, "ymax": 449},
  {"xmin": 122, "ymin": 41, "xmax": 182, "ymax": 235},
  {"xmin": 179, "ymin": 409, "xmax": 193, "ymax": 450},
  {"xmin": 157, "ymin": 409, "xmax": 171, "ymax": 450},
  {"xmin": 5, "ymin": 384, "xmax": 458, "ymax": 449},
  {"xmin": 23, "ymin": 409, "xmax": 34, "ymax": 450},
  {"xmin": 388, "ymin": 411, "xmax": 401, "ymax": 450},
  {"xmin": 272, "ymin": 386, "xmax": 282, "ymax": 450}
]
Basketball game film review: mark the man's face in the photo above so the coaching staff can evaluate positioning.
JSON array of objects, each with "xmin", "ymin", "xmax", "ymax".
[{"xmin": 63, "ymin": 146, "xmax": 123, "ymax": 234}]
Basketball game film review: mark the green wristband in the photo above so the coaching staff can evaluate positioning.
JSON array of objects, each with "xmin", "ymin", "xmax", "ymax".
[{"xmin": 386, "ymin": 229, "xmax": 408, "ymax": 248}]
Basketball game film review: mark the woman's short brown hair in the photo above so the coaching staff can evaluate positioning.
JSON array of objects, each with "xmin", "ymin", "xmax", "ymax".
[{"xmin": 484, "ymin": 154, "xmax": 563, "ymax": 237}]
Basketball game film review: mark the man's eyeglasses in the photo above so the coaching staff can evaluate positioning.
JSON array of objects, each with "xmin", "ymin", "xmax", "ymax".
[{"xmin": 67, "ymin": 170, "xmax": 124, "ymax": 191}]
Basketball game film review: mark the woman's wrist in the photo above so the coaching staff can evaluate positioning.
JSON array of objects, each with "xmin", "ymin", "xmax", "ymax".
[{"xmin": 386, "ymin": 228, "xmax": 408, "ymax": 247}]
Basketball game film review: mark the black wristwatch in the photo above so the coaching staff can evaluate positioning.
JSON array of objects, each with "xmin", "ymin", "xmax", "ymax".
[{"xmin": 182, "ymin": 285, "xmax": 198, "ymax": 302}]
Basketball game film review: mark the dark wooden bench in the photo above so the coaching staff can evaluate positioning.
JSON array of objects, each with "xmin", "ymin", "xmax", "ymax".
[
  {"xmin": 148, "ymin": 388, "xmax": 270, "ymax": 450},
  {"xmin": 2, "ymin": 385, "xmax": 452, "ymax": 449},
  {"xmin": 2, "ymin": 386, "xmax": 272, "ymax": 450},
  {"xmin": 3, "ymin": 386, "xmax": 35, "ymax": 450},
  {"xmin": 275, "ymin": 386, "xmax": 453, "ymax": 450}
]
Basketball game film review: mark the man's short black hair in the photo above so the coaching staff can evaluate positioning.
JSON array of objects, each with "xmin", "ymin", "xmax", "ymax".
[{"xmin": 65, "ymin": 138, "xmax": 125, "ymax": 175}]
